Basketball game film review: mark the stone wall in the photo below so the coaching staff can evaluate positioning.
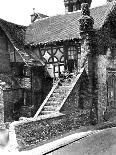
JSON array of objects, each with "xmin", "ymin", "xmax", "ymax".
[
  {"xmin": 0, "ymin": 87, "xmax": 4, "ymax": 124},
  {"xmin": 14, "ymin": 109, "xmax": 91, "ymax": 151},
  {"xmin": 4, "ymin": 88, "xmax": 23, "ymax": 122},
  {"xmin": 60, "ymin": 70, "xmax": 91, "ymax": 114},
  {"xmin": 97, "ymin": 54, "xmax": 108, "ymax": 122},
  {"xmin": 97, "ymin": 41, "xmax": 116, "ymax": 122},
  {"xmin": 96, "ymin": 28, "xmax": 116, "ymax": 118}
]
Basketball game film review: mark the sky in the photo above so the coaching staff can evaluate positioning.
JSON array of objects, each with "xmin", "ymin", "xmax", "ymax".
[{"xmin": 0, "ymin": 0, "xmax": 106, "ymax": 26}]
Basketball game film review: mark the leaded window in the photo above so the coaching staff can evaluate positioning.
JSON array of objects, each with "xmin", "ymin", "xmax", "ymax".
[
  {"xmin": 40, "ymin": 46, "xmax": 64, "ymax": 64},
  {"xmin": 67, "ymin": 45, "xmax": 81, "ymax": 72},
  {"xmin": 68, "ymin": 46, "xmax": 77, "ymax": 60},
  {"xmin": 39, "ymin": 44, "xmax": 81, "ymax": 77},
  {"xmin": 40, "ymin": 46, "xmax": 65, "ymax": 78}
]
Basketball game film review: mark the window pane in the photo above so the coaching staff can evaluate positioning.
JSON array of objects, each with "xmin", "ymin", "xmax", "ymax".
[
  {"xmin": 41, "ymin": 49, "xmax": 45, "ymax": 56},
  {"xmin": 55, "ymin": 49, "xmax": 63, "ymax": 61}
]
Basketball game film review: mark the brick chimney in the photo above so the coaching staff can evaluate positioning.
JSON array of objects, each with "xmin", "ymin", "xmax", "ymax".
[
  {"xmin": 107, "ymin": 0, "xmax": 114, "ymax": 2},
  {"xmin": 64, "ymin": 0, "xmax": 92, "ymax": 13},
  {"xmin": 31, "ymin": 8, "xmax": 48, "ymax": 23}
]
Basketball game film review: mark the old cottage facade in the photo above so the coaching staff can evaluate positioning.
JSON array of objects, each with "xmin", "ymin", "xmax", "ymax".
[
  {"xmin": 24, "ymin": 0, "xmax": 116, "ymax": 123},
  {"xmin": 0, "ymin": 19, "xmax": 53, "ymax": 124},
  {"xmin": 1, "ymin": 0, "xmax": 116, "ymax": 127}
]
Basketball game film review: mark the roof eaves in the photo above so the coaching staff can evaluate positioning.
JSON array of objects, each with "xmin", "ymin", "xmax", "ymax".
[
  {"xmin": 0, "ymin": 18, "xmax": 27, "ymax": 50},
  {"xmin": 25, "ymin": 1, "xmax": 116, "ymax": 46}
]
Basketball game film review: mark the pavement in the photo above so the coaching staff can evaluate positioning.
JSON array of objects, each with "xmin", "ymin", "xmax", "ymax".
[
  {"xmin": 48, "ymin": 127, "xmax": 116, "ymax": 155},
  {"xmin": 2, "ymin": 118, "xmax": 116, "ymax": 155}
]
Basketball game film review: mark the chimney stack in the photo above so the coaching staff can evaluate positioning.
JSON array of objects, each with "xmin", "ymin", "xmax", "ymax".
[
  {"xmin": 30, "ymin": 8, "xmax": 48, "ymax": 23},
  {"xmin": 31, "ymin": 8, "xmax": 37, "ymax": 23},
  {"xmin": 64, "ymin": 0, "xmax": 92, "ymax": 13},
  {"xmin": 107, "ymin": 0, "xmax": 113, "ymax": 2}
]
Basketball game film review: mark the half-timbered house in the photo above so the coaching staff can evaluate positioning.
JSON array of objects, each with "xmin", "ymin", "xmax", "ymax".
[
  {"xmin": 0, "ymin": 18, "xmax": 53, "ymax": 124},
  {"xmin": 2, "ymin": 0, "xmax": 116, "ymax": 126},
  {"xmin": 24, "ymin": 0, "xmax": 116, "ymax": 123}
]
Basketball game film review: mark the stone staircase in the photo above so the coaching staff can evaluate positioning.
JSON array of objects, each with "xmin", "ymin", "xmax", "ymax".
[{"xmin": 34, "ymin": 68, "xmax": 84, "ymax": 117}]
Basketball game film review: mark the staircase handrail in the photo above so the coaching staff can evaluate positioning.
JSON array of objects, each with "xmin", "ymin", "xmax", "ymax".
[
  {"xmin": 56, "ymin": 67, "xmax": 85, "ymax": 111},
  {"xmin": 34, "ymin": 79, "xmax": 60, "ymax": 118}
]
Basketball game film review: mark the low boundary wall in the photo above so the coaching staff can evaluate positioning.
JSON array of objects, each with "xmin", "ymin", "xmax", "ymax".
[{"xmin": 14, "ymin": 109, "xmax": 91, "ymax": 151}]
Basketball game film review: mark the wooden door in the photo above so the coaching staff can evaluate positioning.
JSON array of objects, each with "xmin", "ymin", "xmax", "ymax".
[{"xmin": 53, "ymin": 63, "xmax": 64, "ymax": 78}]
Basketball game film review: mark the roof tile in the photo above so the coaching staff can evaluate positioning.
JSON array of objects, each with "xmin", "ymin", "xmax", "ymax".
[
  {"xmin": 0, "ymin": 18, "xmax": 26, "ymax": 49},
  {"xmin": 25, "ymin": 1, "xmax": 116, "ymax": 45}
]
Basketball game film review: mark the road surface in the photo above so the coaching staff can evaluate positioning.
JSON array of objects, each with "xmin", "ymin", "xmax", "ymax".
[{"xmin": 47, "ymin": 127, "xmax": 116, "ymax": 155}]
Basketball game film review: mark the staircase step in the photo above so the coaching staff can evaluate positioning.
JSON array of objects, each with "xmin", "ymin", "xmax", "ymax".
[
  {"xmin": 37, "ymin": 75, "xmax": 77, "ymax": 116},
  {"xmin": 41, "ymin": 110, "xmax": 56, "ymax": 115},
  {"xmin": 54, "ymin": 89, "xmax": 68, "ymax": 93},
  {"xmin": 43, "ymin": 105, "xmax": 58, "ymax": 111},
  {"xmin": 48, "ymin": 97, "xmax": 56, "ymax": 101},
  {"xmin": 52, "ymin": 94, "xmax": 66, "ymax": 98},
  {"xmin": 58, "ymin": 87, "xmax": 72, "ymax": 91},
  {"xmin": 50, "ymin": 95, "xmax": 65, "ymax": 100},
  {"xmin": 59, "ymin": 86, "xmax": 72, "ymax": 89},
  {"xmin": 46, "ymin": 101, "xmax": 61, "ymax": 105},
  {"xmin": 48, "ymin": 96, "xmax": 65, "ymax": 103}
]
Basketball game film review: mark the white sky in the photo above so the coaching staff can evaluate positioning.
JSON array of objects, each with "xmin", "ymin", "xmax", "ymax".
[{"xmin": 0, "ymin": 0, "xmax": 106, "ymax": 26}]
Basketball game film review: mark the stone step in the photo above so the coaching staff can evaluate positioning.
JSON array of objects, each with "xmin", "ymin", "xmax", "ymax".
[
  {"xmin": 51, "ymin": 94, "xmax": 66, "ymax": 98},
  {"xmin": 46, "ymin": 101, "xmax": 61, "ymax": 106},
  {"xmin": 61, "ymin": 85, "xmax": 72, "ymax": 88},
  {"xmin": 58, "ymin": 86, "xmax": 72, "ymax": 90},
  {"xmin": 52, "ymin": 92, "xmax": 62, "ymax": 95},
  {"xmin": 54, "ymin": 88, "xmax": 68, "ymax": 93},
  {"xmin": 43, "ymin": 105, "xmax": 58, "ymax": 111},
  {"xmin": 50, "ymin": 93, "xmax": 66, "ymax": 99},
  {"xmin": 38, "ymin": 75, "xmax": 77, "ymax": 116},
  {"xmin": 48, "ymin": 96, "xmax": 66, "ymax": 103},
  {"xmin": 40, "ymin": 110, "xmax": 55, "ymax": 115},
  {"xmin": 48, "ymin": 97, "xmax": 57, "ymax": 101}
]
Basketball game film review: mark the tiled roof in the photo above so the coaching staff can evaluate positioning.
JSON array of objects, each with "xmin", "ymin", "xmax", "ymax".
[
  {"xmin": 25, "ymin": 1, "xmax": 116, "ymax": 45},
  {"xmin": 0, "ymin": 18, "xmax": 26, "ymax": 50},
  {"xmin": 16, "ymin": 50, "xmax": 45, "ymax": 66},
  {"xmin": 36, "ymin": 13, "xmax": 48, "ymax": 19},
  {"xmin": 0, "ymin": 18, "xmax": 45, "ymax": 66}
]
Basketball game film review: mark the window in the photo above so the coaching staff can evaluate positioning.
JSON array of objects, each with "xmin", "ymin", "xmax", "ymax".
[
  {"xmin": 53, "ymin": 63, "xmax": 64, "ymax": 78},
  {"xmin": 67, "ymin": 45, "xmax": 81, "ymax": 72},
  {"xmin": 40, "ymin": 46, "xmax": 64, "ymax": 64},
  {"xmin": 68, "ymin": 46, "xmax": 76, "ymax": 60},
  {"xmin": 107, "ymin": 72, "xmax": 116, "ymax": 107},
  {"xmin": 111, "ymin": 44, "xmax": 116, "ymax": 57}
]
